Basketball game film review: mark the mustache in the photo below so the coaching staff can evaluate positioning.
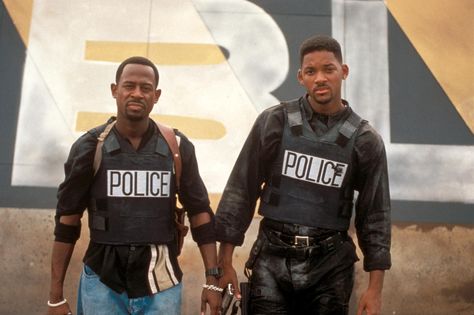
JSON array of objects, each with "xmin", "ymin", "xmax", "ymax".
[
  {"xmin": 314, "ymin": 84, "xmax": 330, "ymax": 90},
  {"xmin": 126, "ymin": 99, "xmax": 146, "ymax": 107}
]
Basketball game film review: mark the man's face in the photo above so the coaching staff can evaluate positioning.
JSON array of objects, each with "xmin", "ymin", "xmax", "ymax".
[
  {"xmin": 297, "ymin": 50, "xmax": 348, "ymax": 112},
  {"xmin": 111, "ymin": 63, "xmax": 161, "ymax": 122}
]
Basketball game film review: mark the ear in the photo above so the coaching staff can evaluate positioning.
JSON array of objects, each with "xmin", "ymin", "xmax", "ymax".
[
  {"xmin": 297, "ymin": 69, "xmax": 304, "ymax": 85},
  {"xmin": 342, "ymin": 64, "xmax": 349, "ymax": 80},
  {"xmin": 111, "ymin": 83, "xmax": 117, "ymax": 98},
  {"xmin": 154, "ymin": 89, "xmax": 161, "ymax": 104}
]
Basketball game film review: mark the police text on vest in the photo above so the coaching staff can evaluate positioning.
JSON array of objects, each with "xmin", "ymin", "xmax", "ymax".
[
  {"xmin": 282, "ymin": 150, "xmax": 348, "ymax": 188},
  {"xmin": 107, "ymin": 170, "xmax": 171, "ymax": 197}
]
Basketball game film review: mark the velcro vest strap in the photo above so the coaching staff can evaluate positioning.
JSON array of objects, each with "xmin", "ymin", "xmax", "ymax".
[
  {"xmin": 285, "ymin": 100, "xmax": 303, "ymax": 136},
  {"xmin": 336, "ymin": 111, "xmax": 363, "ymax": 147},
  {"xmin": 261, "ymin": 188, "xmax": 280, "ymax": 206},
  {"xmin": 91, "ymin": 214, "xmax": 107, "ymax": 231},
  {"xmin": 270, "ymin": 174, "xmax": 281, "ymax": 188},
  {"xmin": 155, "ymin": 136, "xmax": 170, "ymax": 157},
  {"xmin": 103, "ymin": 132, "xmax": 120, "ymax": 153}
]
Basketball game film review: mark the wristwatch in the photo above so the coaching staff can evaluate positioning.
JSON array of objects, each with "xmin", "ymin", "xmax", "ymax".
[{"xmin": 205, "ymin": 267, "xmax": 223, "ymax": 279}]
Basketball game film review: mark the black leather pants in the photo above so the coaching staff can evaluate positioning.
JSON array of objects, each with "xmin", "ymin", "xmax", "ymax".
[{"xmin": 247, "ymin": 227, "xmax": 358, "ymax": 315}]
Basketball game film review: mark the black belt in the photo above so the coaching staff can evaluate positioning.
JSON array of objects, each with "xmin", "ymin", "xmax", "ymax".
[
  {"xmin": 276, "ymin": 232, "xmax": 321, "ymax": 247},
  {"xmin": 261, "ymin": 218, "xmax": 337, "ymax": 238},
  {"xmin": 261, "ymin": 219, "xmax": 347, "ymax": 259},
  {"xmin": 265, "ymin": 232, "xmax": 346, "ymax": 260}
]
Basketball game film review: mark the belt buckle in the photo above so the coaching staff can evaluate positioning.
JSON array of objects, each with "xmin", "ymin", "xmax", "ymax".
[{"xmin": 294, "ymin": 235, "xmax": 309, "ymax": 247}]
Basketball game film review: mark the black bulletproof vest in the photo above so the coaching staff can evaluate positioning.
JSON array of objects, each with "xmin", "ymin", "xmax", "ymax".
[
  {"xmin": 258, "ymin": 99, "xmax": 363, "ymax": 231},
  {"xmin": 88, "ymin": 128, "xmax": 175, "ymax": 245}
]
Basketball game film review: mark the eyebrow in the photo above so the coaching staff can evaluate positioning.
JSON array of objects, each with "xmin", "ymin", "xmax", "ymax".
[{"xmin": 122, "ymin": 80, "xmax": 154, "ymax": 86}]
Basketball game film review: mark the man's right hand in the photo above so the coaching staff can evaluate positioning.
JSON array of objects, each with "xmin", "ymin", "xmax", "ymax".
[
  {"xmin": 218, "ymin": 242, "xmax": 241, "ymax": 300},
  {"xmin": 46, "ymin": 301, "xmax": 72, "ymax": 315},
  {"xmin": 219, "ymin": 263, "xmax": 241, "ymax": 300}
]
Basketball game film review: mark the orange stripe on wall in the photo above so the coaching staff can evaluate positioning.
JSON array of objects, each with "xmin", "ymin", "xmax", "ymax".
[
  {"xmin": 76, "ymin": 112, "xmax": 226, "ymax": 140},
  {"xmin": 385, "ymin": 0, "xmax": 474, "ymax": 133},
  {"xmin": 85, "ymin": 41, "xmax": 226, "ymax": 65},
  {"xmin": 3, "ymin": 0, "xmax": 34, "ymax": 46}
]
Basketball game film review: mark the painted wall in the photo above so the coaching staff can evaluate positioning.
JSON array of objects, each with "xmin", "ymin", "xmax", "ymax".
[{"xmin": 0, "ymin": 0, "xmax": 473, "ymax": 314}]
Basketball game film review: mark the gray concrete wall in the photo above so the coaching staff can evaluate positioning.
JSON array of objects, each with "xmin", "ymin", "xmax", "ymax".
[{"xmin": 1, "ymin": 207, "xmax": 473, "ymax": 315}]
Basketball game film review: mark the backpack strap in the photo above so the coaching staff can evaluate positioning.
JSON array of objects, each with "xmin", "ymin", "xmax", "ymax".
[
  {"xmin": 93, "ymin": 120, "xmax": 116, "ymax": 176},
  {"xmin": 156, "ymin": 122, "xmax": 188, "ymax": 256},
  {"xmin": 92, "ymin": 120, "xmax": 182, "ymax": 186},
  {"xmin": 156, "ymin": 122, "xmax": 182, "ymax": 191}
]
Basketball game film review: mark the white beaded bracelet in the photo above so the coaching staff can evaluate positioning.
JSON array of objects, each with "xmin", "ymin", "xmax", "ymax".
[
  {"xmin": 47, "ymin": 298, "xmax": 67, "ymax": 307},
  {"xmin": 202, "ymin": 284, "xmax": 224, "ymax": 293}
]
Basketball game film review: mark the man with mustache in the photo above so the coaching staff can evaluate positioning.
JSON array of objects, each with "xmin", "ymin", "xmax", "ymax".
[
  {"xmin": 216, "ymin": 35, "xmax": 391, "ymax": 315},
  {"xmin": 47, "ymin": 56, "xmax": 221, "ymax": 315}
]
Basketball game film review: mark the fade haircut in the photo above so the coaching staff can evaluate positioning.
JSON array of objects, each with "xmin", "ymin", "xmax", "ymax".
[
  {"xmin": 115, "ymin": 56, "xmax": 160, "ymax": 88},
  {"xmin": 299, "ymin": 35, "xmax": 343, "ymax": 65}
]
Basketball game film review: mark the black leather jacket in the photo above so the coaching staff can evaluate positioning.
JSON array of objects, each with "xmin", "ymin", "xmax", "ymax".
[{"xmin": 215, "ymin": 96, "xmax": 391, "ymax": 271}]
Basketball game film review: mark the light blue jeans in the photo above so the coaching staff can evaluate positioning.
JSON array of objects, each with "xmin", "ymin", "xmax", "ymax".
[{"xmin": 77, "ymin": 265, "xmax": 182, "ymax": 315}]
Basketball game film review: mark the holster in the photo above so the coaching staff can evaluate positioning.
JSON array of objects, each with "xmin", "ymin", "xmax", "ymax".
[
  {"xmin": 239, "ymin": 281, "xmax": 250, "ymax": 315},
  {"xmin": 239, "ymin": 229, "xmax": 266, "ymax": 315},
  {"xmin": 245, "ymin": 228, "xmax": 266, "ymax": 270},
  {"xmin": 174, "ymin": 206, "xmax": 188, "ymax": 256}
]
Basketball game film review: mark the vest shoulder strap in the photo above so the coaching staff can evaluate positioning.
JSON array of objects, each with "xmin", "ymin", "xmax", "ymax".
[
  {"xmin": 335, "ymin": 111, "xmax": 364, "ymax": 147},
  {"xmin": 283, "ymin": 99, "xmax": 303, "ymax": 136}
]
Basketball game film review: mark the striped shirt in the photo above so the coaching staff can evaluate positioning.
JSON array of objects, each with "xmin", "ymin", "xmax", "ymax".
[{"xmin": 83, "ymin": 242, "xmax": 181, "ymax": 298}]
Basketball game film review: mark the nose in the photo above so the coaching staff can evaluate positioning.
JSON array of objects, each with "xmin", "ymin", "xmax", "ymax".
[
  {"xmin": 314, "ymin": 71, "xmax": 327, "ymax": 84},
  {"xmin": 130, "ymin": 86, "xmax": 143, "ymax": 98}
]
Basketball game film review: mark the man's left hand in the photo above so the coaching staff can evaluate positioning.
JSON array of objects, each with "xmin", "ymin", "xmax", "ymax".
[
  {"xmin": 200, "ymin": 283, "xmax": 222, "ymax": 315},
  {"xmin": 356, "ymin": 287, "xmax": 382, "ymax": 315}
]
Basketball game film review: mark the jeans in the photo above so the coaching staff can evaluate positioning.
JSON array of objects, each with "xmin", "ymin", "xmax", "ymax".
[{"xmin": 77, "ymin": 265, "xmax": 182, "ymax": 315}]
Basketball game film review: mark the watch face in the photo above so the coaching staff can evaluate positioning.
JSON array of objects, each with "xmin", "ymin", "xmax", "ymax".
[{"xmin": 206, "ymin": 267, "xmax": 223, "ymax": 278}]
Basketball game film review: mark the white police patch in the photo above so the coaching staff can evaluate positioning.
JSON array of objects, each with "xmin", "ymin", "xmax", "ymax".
[
  {"xmin": 107, "ymin": 170, "xmax": 171, "ymax": 197},
  {"xmin": 282, "ymin": 150, "xmax": 348, "ymax": 188}
]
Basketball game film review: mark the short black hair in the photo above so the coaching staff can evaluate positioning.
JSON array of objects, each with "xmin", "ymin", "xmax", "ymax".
[
  {"xmin": 299, "ymin": 35, "xmax": 343, "ymax": 65},
  {"xmin": 115, "ymin": 56, "xmax": 160, "ymax": 87}
]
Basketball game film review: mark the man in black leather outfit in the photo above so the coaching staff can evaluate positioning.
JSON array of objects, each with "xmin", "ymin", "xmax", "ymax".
[{"xmin": 215, "ymin": 35, "xmax": 391, "ymax": 315}]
